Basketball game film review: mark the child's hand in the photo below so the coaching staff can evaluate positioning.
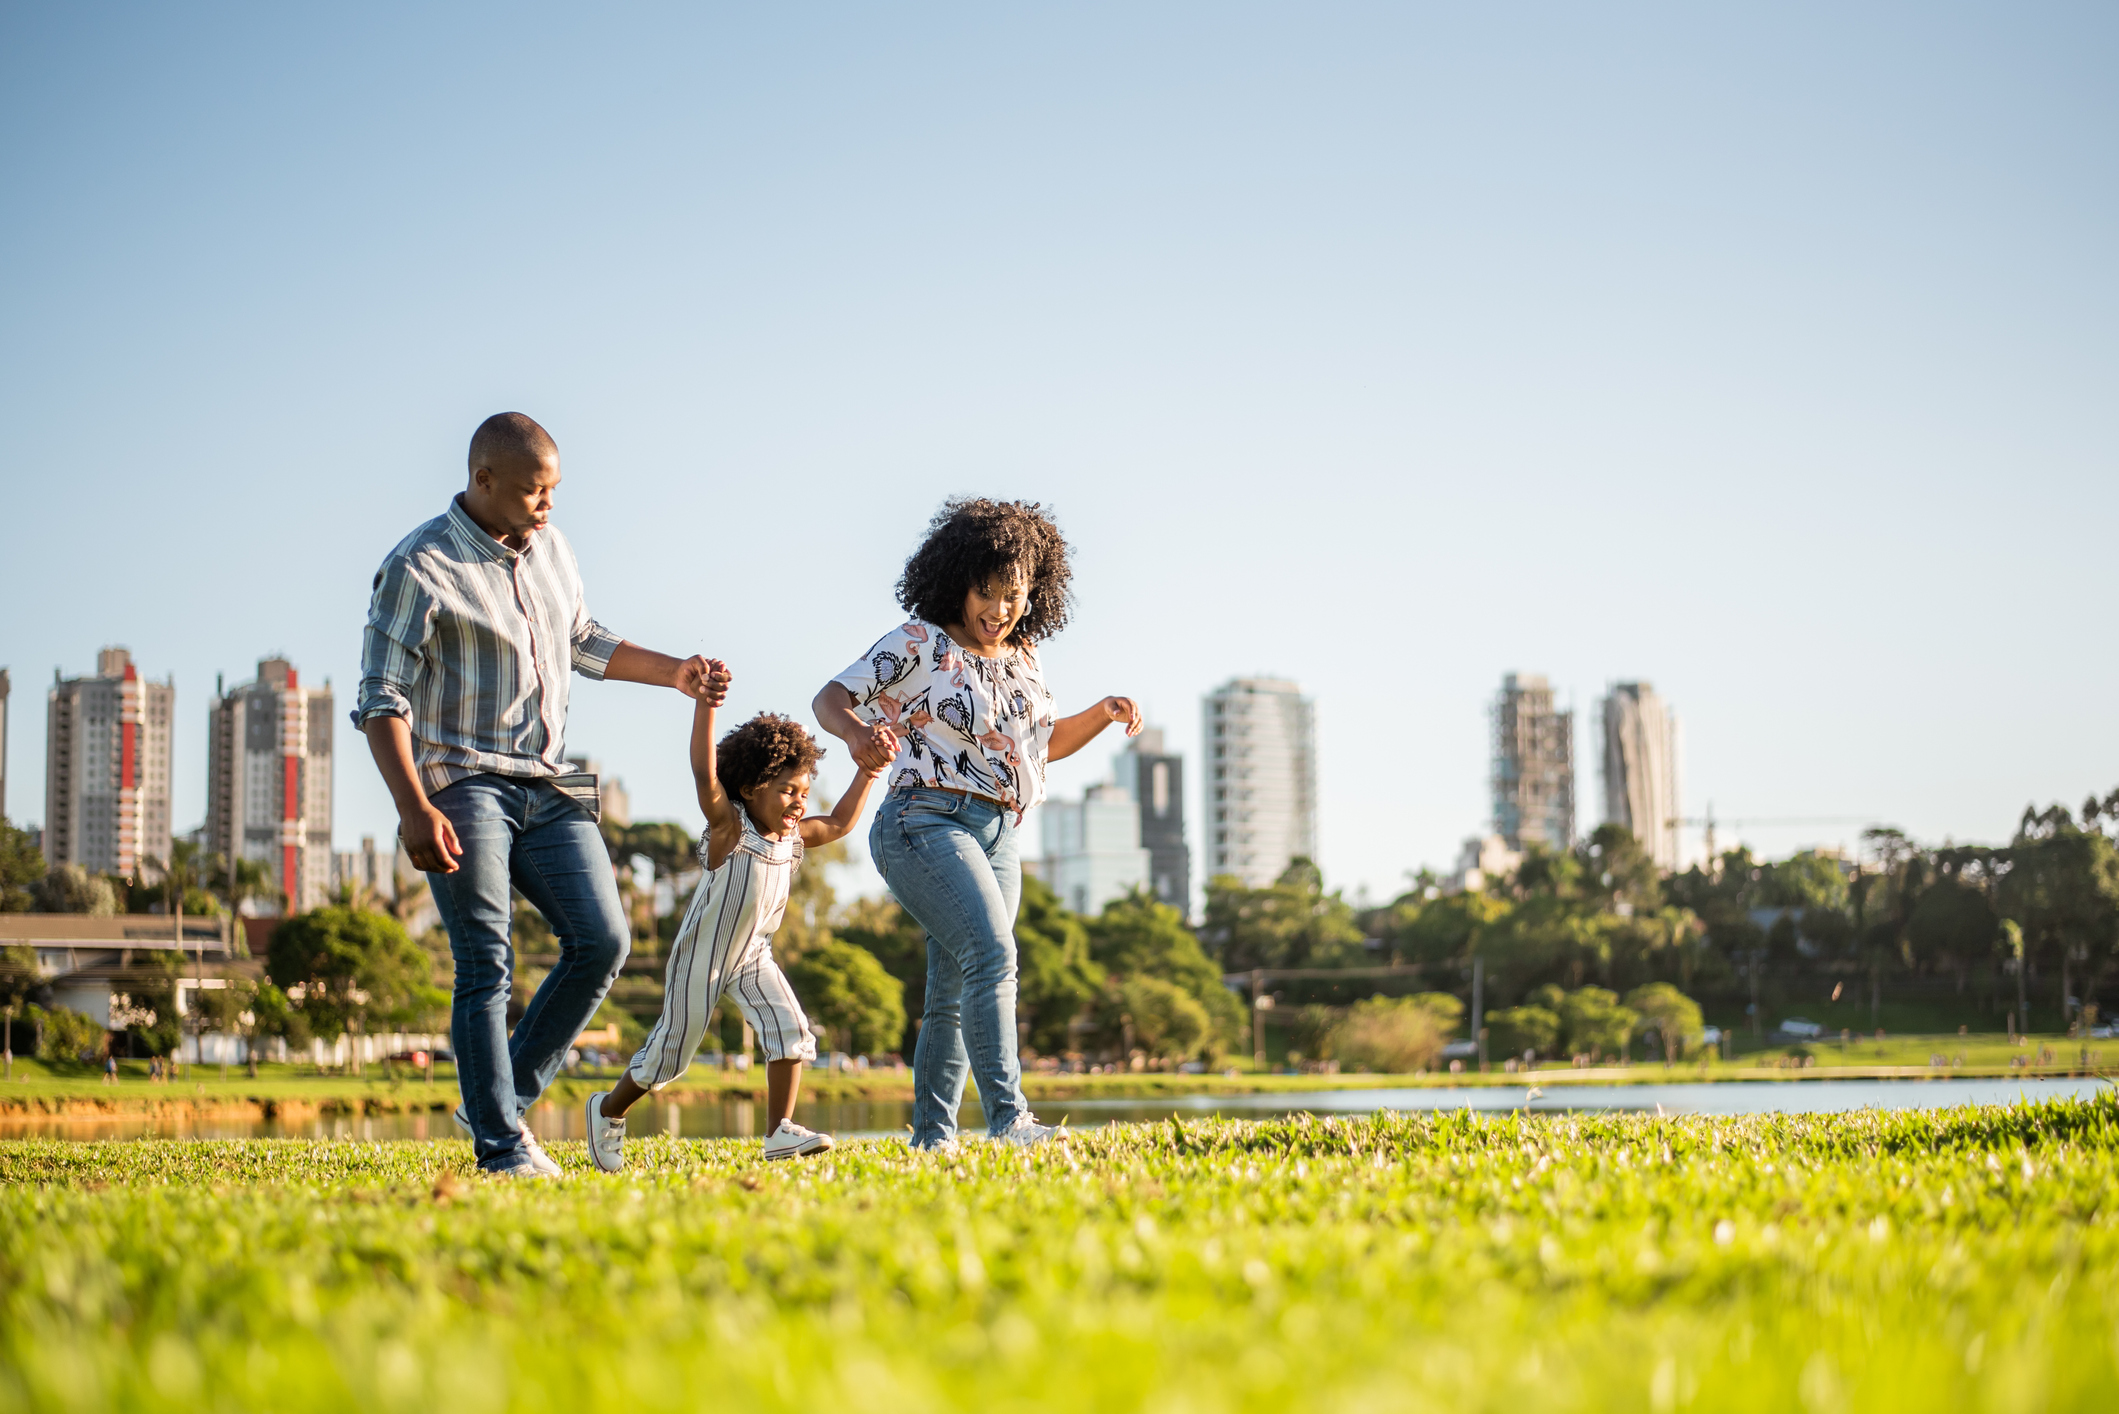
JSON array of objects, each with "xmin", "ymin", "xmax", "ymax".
[
  {"xmin": 698, "ymin": 659, "xmax": 732, "ymax": 706},
  {"xmin": 675, "ymin": 655, "xmax": 732, "ymax": 703},
  {"xmin": 1101, "ymin": 696, "xmax": 1145, "ymax": 737}
]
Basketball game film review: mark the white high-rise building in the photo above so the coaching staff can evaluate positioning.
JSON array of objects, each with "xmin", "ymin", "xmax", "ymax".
[
  {"xmin": 45, "ymin": 648, "xmax": 175, "ymax": 880},
  {"xmin": 1492, "ymin": 672, "xmax": 1574, "ymax": 853},
  {"xmin": 1203, "ymin": 678, "xmax": 1316, "ymax": 889},
  {"xmin": 1599, "ymin": 681, "xmax": 1681, "ymax": 871},
  {"xmin": 206, "ymin": 658, "xmax": 334, "ymax": 913},
  {"xmin": 1040, "ymin": 782, "xmax": 1151, "ymax": 917}
]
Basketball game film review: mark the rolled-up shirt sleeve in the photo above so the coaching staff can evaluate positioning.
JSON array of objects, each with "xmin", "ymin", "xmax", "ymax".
[
  {"xmin": 570, "ymin": 605, "xmax": 623, "ymax": 680},
  {"xmin": 353, "ymin": 556, "xmax": 433, "ymax": 726}
]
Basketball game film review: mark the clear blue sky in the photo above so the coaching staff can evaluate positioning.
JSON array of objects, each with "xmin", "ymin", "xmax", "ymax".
[{"xmin": 2, "ymin": 3, "xmax": 2113, "ymax": 905}]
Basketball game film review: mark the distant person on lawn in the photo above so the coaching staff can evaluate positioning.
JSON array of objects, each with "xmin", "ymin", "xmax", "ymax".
[{"xmin": 355, "ymin": 411, "xmax": 719, "ymax": 1179}]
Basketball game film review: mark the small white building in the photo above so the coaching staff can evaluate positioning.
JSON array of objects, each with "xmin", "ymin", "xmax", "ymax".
[
  {"xmin": 1041, "ymin": 782, "xmax": 1152, "ymax": 917},
  {"xmin": 1448, "ymin": 834, "xmax": 1523, "ymax": 894}
]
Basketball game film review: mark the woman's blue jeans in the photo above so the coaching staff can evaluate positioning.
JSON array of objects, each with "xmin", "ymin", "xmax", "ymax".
[
  {"xmin": 426, "ymin": 773, "xmax": 630, "ymax": 1168},
  {"xmin": 870, "ymin": 788, "xmax": 1029, "ymax": 1146}
]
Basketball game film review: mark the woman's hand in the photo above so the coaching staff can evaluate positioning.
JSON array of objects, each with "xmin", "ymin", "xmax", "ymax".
[
  {"xmin": 858, "ymin": 722, "xmax": 900, "ymax": 776},
  {"xmin": 1047, "ymin": 695, "xmax": 1145, "ymax": 762},
  {"xmin": 1100, "ymin": 696, "xmax": 1145, "ymax": 737}
]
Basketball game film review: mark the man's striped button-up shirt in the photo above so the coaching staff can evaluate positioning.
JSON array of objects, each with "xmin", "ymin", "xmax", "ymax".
[{"xmin": 354, "ymin": 497, "xmax": 624, "ymax": 797}]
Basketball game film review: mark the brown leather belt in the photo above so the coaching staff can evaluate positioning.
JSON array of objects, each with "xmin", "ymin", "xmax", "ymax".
[{"xmin": 918, "ymin": 784, "xmax": 1010, "ymax": 811}]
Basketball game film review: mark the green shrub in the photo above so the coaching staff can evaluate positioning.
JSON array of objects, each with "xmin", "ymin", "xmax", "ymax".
[
  {"xmin": 31, "ymin": 1004, "xmax": 106, "ymax": 1065},
  {"xmin": 1329, "ymin": 995, "xmax": 1447, "ymax": 1073}
]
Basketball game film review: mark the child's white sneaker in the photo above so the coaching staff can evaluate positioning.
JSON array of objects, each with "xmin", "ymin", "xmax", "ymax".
[
  {"xmin": 762, "ymin": 1118, "xmax": 834, "ymax": 1161},
  {"xmin": 586, "ymin": 1091, "xmax": 626, "ymax": 1173},
  {"xmin": 991, "ymin": 1114, "xmax": 1066, "ymax": 1149}
]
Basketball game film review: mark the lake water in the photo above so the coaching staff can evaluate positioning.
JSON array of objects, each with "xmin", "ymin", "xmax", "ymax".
[{"xmin": 2, "ymin": 1075, "xmax": 2108, "ymax": 1143}]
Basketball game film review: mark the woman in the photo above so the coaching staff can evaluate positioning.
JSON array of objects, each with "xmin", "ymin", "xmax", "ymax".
[{"xmin": 814, "ymin": 498, "xmax": 1141, "ymax": 1150}]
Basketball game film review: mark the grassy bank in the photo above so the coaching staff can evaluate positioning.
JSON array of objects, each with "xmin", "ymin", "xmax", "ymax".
[
  {"xmin": 2, "ymin": 1031, "xmax": 2110, "ymax": 1119},
  {"xmin": 4, "ymin": 1097, "xmax": 2118, "ymax": 1412}
]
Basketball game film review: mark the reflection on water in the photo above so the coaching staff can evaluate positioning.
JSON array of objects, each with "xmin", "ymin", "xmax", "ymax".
[{"xmin": 2, "ymin": 1076, "xmax": 2107, "ymax": 1143}]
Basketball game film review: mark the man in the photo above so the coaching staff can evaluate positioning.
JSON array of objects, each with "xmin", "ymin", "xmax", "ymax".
[{"xmin": 356, "ymin": 411, "xmax": 720, "ymax": 1177}]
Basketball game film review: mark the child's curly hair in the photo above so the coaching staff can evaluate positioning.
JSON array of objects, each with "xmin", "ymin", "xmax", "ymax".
[
  {"xmin": 895, "ymin": 497, "xmax": 1073, "ymax": 645},
  {"xmin": 717, "ymin": 713, "xmax": 825, "ymax": 802}
]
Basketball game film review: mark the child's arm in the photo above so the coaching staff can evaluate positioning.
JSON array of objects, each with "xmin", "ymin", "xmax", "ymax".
[
  {"xmin": 689, "ymin": 660, "xmax": 743, "ymax": 868},
  {"xmin": 800, "ymin": 723, "xmax": 895, "ymax": 848}
]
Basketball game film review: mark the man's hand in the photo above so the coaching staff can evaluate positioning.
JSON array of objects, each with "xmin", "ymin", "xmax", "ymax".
[
  {"xmin": 400, "ymin": 802, "xmax": 464, "ymax": 875},
  {"xmin": 1101, "ymin": 696, "xmax": 1146, "ymax": 737},
  {"xmin": 673, "ymin": 654, "xmax": 728, "ymax": 702},
  {"xmin": 857, "ymin": 722, "xmax": 899, "ymax": 776}
]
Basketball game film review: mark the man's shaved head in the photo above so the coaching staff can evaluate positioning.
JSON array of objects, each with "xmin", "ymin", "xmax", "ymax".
[{"xmin": 468, "ymin": 412, "xmax": 558, "ymax": 474}]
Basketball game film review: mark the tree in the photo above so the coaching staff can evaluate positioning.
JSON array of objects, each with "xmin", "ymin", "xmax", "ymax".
[
  {"xmin": 1527, "ymin": 984, "xmax": 1639, "ymax": 1060},
  {"xmin": 1014, "ymin": 875, "xmax": 1105, "ymax": 1054},
  {"xmin": 1201, "ymin": 858, "xmax": 1366, "ymax": 971},
  {"xmin": 1999, "ymin": 805, "xmax": 2119, "ymax": 1027},
  {"xmin": 1085, "ymin": 888, "xmax": 1242, "ymax": 1054},
  {"xmin": 0, "ymin": 945, "xmax": 39, "ymax": 1076},
  {"xmin": 1102, "ymin": 975, "xmax": 1212, "ymax": 1063},
  {"xmin": 782, "ymin": 938, "xmax": 906, "ymax": 1055},
  {"xmin": 32, "ymin": 864, "xmax": 118, "ymax": 916},
  {"xmin": 195, "ymin": 976, "xmax": 261, "ymax": 1079},
  {"xmin": 838, "ymin": 896, "xmax": 928, "ymax": 1049},
  {"xmin": 0, "ymin": 820, "xmax": 45, "ymax": 913},
  {"xmin": 267, "ymin": 907, "xmax": 444, "ymax": 1068},
  {"xmin": 1623, "ymin": 983, "xmax": 1703, "ymax": 1062},
  {"xmin": 1390, "ymin": 889, "xmax": 1511, "ymax": 968},
  {"xmin": 1486, "ymin": 1003, "xmax": 1561, "ymax": 1060}
]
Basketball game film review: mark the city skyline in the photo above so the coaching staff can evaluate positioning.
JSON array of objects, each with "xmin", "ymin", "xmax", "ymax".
[{"xmin": 2, "ymin": 7, "xmax": 2113, "ymax": 900}]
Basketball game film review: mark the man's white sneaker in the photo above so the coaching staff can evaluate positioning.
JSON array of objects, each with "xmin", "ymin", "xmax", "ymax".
[
  {"xmin": 761, "ymin": 1119, "xmax": 835, "ymax": 1161},
  {"xmin": 991, "ymin": 1114, "xmax": 1065, "ymax": 1149},
  {"xmin": 455, "ymin": 1104, "xmax": 561, "ymax": 1176},
  {"xmin": 585, "ymin": 1091, "xmax": 626, "ymax": 1173},
  {"xmin": 519, "ymin": 1128, "xmax": 564, "ymax": 1177}
]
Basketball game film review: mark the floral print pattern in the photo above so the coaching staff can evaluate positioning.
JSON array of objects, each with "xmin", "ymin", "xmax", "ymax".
[{"xmin": 832, "ymin": 620, "xmax": 1057, "ymax": 811}]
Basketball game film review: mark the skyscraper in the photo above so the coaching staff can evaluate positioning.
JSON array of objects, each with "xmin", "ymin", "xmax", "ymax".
[
  {"xmin": 1203, "ymin": 678, "xmax": 1316, "ymax": 889},
  {"xmin": 1040, "ymin": 782, "xmax": 1152, "ymax": 917},
  {"xmin": 1599, "ymin": 681, "xmax": 1681, "ymax": 871},
  {"xmin": 206, "ymin": 658, "xmax": 335, "ymax": 913},
  {"xmin": 0, "ymin": 667, "xmax": 10, "ymax": 822},
  {"xmin": 1113, "ymin": 727, "xmax": 1189, "ymax": 913},
  {"xmin": 1492, "ymin": 672, "xmax": 1574, "ymax": 853},
  {"xmin": 45, "ymin": 647, "xmax": 175, "ymax": 879}
]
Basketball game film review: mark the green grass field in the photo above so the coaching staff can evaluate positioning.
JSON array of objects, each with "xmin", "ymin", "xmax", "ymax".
[{"xmin": 4, "ymin": 1096, "xmax": 2117, "ymax": 1412}]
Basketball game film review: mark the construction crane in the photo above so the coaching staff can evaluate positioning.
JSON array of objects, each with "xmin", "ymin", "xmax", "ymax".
[{"xmin": 1666, "ymin": 805, "xmax": 1879, "ymax": 869}]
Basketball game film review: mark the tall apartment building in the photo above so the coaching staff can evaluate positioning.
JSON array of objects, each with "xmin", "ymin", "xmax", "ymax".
[
  {"xmin": 206, "ymin": 658, "xmax": 334, "ymax": 913},
  {"xmin": 45, "ymin": 648, "xmax": 176, "ymax": 879},
  {"xmin": 1203, "ymin": 678, "xmax": 1316, "ymax": 889},
  {"xmin": 0, "ymin": 667, "xmax": 10, "ymax": 822},
  {"xmin": 1599, "ymin": 681, "xmax": 1681, "ymax": 871},
  {"xmin": 1492, "ymin": 672, "xmax": 1574, "ymax": 853},
  {"xmin": 1040, "ymin": 782, "xmax": 1152, "ymax": 917},
  {"xmin": 1112, "ymin": 728, "xmax": 1190, "ymax": 913}
]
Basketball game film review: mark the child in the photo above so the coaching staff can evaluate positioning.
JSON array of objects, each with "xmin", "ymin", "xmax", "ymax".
[{"xmin": 586, "ymin": 661, "xmax": 895, "ymax": 1169}]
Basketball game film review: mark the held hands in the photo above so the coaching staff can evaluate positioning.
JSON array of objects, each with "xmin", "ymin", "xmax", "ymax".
[
  {"xmin": 1101, "ymin": 696, "xmax": 1145, "ymax": 737},
  {"xmin": 853, "ymin": 721, "xmax": 900, "ymax": 776},
  {"xmin": 674, "ymin": 656, "xmax": 732, "ymax": 705}
]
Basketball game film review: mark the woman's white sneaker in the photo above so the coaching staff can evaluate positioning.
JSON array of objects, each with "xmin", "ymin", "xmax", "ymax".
[
  {"xmin": 992, "ymin": 1114, "xmax": 1065, "ymax": 1148},
  {"xmin": 585, "ymin": 1091, "xmax": 626, "ymax": 1173},
  {"xmin": 762, "ymin": 1119, "xmax": 835, "ymax": 1161}
]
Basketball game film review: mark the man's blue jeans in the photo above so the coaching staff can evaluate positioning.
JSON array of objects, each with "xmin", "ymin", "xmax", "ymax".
[
  {"xmin": 869, "ymin": 787, "xmax": 1030, "ymax": 1146},
  {"xmin": 426, "ymin": 773, "xmax": 629, "ymax": 1168}
]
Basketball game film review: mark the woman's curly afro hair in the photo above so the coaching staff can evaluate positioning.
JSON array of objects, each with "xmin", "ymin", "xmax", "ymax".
[
  {"xmin": 718, "ymin": 713, "xmax": 825, "ymax": 802},
  {"xmin": 896, "ymin": 497, "xmax": 1073, "ymax": 646}
]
